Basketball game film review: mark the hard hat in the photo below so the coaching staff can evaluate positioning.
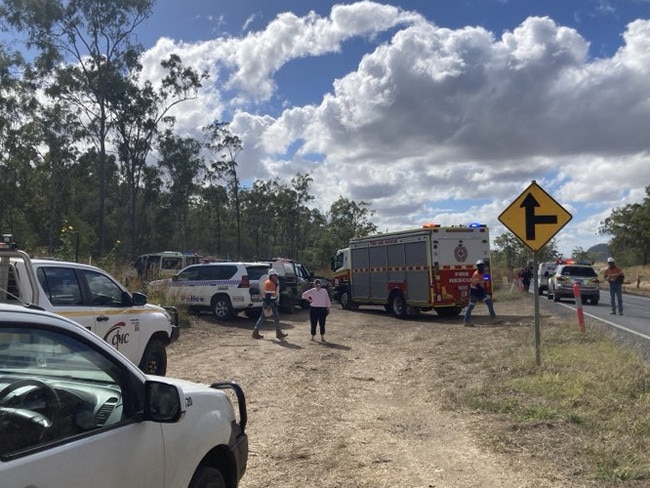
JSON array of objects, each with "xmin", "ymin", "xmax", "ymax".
[
  {"xmin": 607, "ymin": 257, "xmax": 615, "ymax": 263},
  {"xmin": 268, "ymin": 269, "xmax": 278, "ymax": 276},
  {"xmin": 476, "ymin": 260, "xmax": 484, "ymax": 266}
]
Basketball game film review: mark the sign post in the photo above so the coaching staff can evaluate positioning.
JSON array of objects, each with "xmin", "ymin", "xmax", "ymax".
[{"xmin": 498, "ymin": 180, "xmax": 572, "ymax": 366}]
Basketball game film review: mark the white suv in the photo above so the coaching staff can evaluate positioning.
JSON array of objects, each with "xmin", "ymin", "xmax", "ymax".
[{"xmin": 153, "ymin": 262, "xmax": 270, "ymax": 320}]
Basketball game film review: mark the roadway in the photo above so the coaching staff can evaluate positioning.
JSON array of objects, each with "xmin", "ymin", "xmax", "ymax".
[{"xmin": 538, "ymin": 291, "xmax": 650, "ymax": 361}]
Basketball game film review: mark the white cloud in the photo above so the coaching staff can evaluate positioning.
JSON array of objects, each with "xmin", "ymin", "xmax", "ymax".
[{"xmin": 138, "ymin": 3, "xmax": 650, "ymax": 256}]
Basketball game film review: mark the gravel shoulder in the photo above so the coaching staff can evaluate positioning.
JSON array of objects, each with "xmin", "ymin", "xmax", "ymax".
[{"xmin": 166, "ymin": 298, "xmax": 585, "ymax": 488}]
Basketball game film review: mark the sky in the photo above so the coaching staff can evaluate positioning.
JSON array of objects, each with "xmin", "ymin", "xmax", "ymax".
[{"xmin": 12, "ymin": 0, "xmax": 650, "ymax": 257}]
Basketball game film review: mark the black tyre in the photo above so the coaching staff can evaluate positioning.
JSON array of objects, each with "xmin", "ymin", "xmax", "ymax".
[
  {"xmin": 212, "ymin": 295, "xmax": 234, "ymax": 320},
  {"xmin": 547, "ymin": 291, "xmax": 553, "ymax": 300},
  {"xmin": 341, "ymin": 287, "xmax": 353, "ymax": 310},
  {"xmin": 189, "ymin": 466, "xmax": 226, "ymax": 488},
  {"xmin": 244, "ymin": 309, "xmax": 260, "ymax": 319},
  {"xmin": 553, "ymin": 293, "xmax": 560, "ymax": 302},
  {"xmin": 390, "ymin": 292, "xmax": 407, "ymax": 319},
  {"xmin": 139, "ymin": 339, "xmax": 167, "ymax": 376},
  {"xmin": 436, "ymin": 306, "xmax": 462, "ymax": 317},
  {"xmin": 591, "ymin": 298, "xmax": 599, "ymax": 305},
  {"xmin": 581, "ymin": 297, "xmax": 588, "ymax": 305}
]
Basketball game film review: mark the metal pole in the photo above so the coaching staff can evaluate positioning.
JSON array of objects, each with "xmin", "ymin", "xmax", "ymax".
[{"xmin": 533, "ymin": 252, "xmax": 541, "ymax": 366}]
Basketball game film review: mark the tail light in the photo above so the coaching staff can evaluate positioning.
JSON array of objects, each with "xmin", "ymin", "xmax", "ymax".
[{"xmin": 240, "ymin": 275, "xmax": 250, "ymax": 288}]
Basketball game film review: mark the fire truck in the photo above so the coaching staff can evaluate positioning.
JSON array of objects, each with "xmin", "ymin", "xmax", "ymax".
[{"xmin": 330, "ymin": 224, "xmax": 492, "ymax": 318}]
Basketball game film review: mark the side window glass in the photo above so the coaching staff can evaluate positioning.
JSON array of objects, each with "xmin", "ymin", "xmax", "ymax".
[
  {"xmin": 82, "ymin": 270, "xmax": 124, "ymax": 306},
  {"xmin": 37, "ymin": 267, "xmax": 83, "ymax": 306},
  {"xmin": 177, "ymin": 266, "xmax": 200, "ymax": 282},
  {"xmin": 0, "ymin": 325, "xmax": 131, "ymax": 458}
]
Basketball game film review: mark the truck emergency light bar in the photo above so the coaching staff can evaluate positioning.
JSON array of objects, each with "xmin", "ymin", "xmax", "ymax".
[{"xmin": 422, "ymin": 223, "xmax": 486, "ymax": 229}]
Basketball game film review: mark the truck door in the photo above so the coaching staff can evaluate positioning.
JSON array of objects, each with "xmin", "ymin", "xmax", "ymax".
[{"xmin": 36, "ymin": 266, "xmax": 141, "ymax": 361}]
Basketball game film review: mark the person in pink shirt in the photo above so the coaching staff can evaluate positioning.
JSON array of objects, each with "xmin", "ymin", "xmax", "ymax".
[{"xmin": 302, "ymin": 279, "xmax": 331, "ymax": 342}]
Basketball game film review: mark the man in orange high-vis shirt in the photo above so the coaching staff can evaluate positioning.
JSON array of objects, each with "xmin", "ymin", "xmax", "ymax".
[
  {"xmin": 463, "ymin": 260, "xmax": 497, "ymax": 327},
  {"xmin": 603, "ymin": 257, "xmax": 624, "ymax": 315},
  {"xmin": 252, "ymin": 269, "xmax": 288, "ymax": 340}
]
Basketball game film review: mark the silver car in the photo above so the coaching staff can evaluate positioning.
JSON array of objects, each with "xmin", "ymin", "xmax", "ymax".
[{"xmin": 547, "ymin": 263, "xmax": 600, "ymax": 305}]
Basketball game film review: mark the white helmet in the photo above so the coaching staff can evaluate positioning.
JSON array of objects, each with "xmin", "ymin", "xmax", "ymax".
[
  {"xmin": 476, "ymin": 260, "xmax": 484, "ymax": 266},
  {"xmin": 607, "ymin": 257, "xmax": 615, "ymax": 263},
  {"xmin": 268, "ymin": 269, "xmax": 278, "ymax": 276}
]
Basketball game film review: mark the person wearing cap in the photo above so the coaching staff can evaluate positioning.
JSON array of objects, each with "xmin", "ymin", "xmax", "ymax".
[
  {"xmin": 252, "ymin": 269, "xmax": 288, "ymax": 339},
  {"xmin": 462, "ymin": 259, "xmax": 497, "ymax": 327},
  {"xmin": 302, "ymin": 279, "xmax": 331, "ymax": 342},
  {"xmin": 603, "ymin": 257, "xmax": 625, "ymax": 315}
]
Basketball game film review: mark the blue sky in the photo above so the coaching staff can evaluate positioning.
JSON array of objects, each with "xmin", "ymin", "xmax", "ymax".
[{"xmin": 13, "ymin": 1, "xmax": 650, "ymax": 257}]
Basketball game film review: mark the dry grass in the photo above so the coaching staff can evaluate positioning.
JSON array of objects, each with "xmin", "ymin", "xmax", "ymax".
[{"xmin": 162, "ymin": 283, "xmax": 650, "ymax": 487}]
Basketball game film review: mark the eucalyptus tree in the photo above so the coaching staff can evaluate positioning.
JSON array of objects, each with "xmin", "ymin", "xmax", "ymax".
[
  {"xmin": 110, "ymin": 53, "xmax": 206, "ymax": 257},
  {"xmin": 0, "ymin": 0, "xmax": 155, "ymax": 256},
  {"xmin": 599, "ymin": 185, "xmax": 650, "ymax": 265},
  {"xmin": 157, "ymin": 131, "xmax": 204, "ymax": 249},
  {"xmin": 327, "ymin": 196, "xmax": 377, "ymax": 251},
  {"xmin": 203, "ymin": 121, "xmax": 243, "ymax": 258}
]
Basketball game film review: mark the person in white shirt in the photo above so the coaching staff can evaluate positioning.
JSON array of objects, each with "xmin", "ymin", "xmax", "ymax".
[{"xmin": 301, "ymin": 279, "xmax": 331, "ymax": 342}]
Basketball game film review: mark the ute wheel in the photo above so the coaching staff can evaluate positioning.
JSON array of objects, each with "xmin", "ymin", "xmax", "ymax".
[
  {"xmin": 212, "ymin": 295, "xmax": 234, "ymax": 321},
  {"xmin": 553, "ymin": 293, "xmax": 560, "ymax": 302},
  {"xmin": 390, "ymin": 292, "xmax": 407, "ymax": 319},
  {"xmin": 591, "ymin": 298, "xmax": 599, "ymax": 305},
  {"xmin": 139, "ymin": 339, "xmax": 167, "ymax": 376},
  {"xmin": 189, "ymin": 466, "xmax": 226, "ymax": 488},
  {"xmin": 244, "ymin": 309, "xmax": 260, "ymax": 319}
]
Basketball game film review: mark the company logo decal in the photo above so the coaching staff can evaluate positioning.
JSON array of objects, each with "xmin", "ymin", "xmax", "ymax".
[
  {"xmin": 454, "ymin": 245, "xmax": 468, "ymax": 262},
  {"xmin": 104, "ymin": 321, "xmax": 129, "ymax": 349}
]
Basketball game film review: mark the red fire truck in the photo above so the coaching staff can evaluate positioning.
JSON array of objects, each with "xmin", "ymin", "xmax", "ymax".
[{"xmin": 330, "ymin": 224, "xmax": 492, "ymax": 318}]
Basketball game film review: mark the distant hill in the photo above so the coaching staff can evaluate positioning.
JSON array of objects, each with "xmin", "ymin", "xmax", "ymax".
[{"xmin": 588, "ymin": 243, "xmax": 609, "ymax": 262}]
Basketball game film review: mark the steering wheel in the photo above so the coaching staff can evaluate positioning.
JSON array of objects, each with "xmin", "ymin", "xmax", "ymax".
[{"xmin": 0, "ymin": 378, "xmax": 61, "ymax": 434}]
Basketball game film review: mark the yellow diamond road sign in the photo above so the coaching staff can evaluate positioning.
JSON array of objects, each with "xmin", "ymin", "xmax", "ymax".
[{"xmin": 498, "ymin": 181, "xmax": 572, "ymax": 252}]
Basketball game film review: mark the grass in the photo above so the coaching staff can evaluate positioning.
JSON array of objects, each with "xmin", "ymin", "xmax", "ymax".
[{"xmin": 449, "ymin": 292, "xmax": 650, "ymax": 484}]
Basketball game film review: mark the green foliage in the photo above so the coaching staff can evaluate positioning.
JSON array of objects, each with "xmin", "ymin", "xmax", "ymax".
[{"xmin": 599, "ymin": 185, "xmax": 650, "ymax": 266}]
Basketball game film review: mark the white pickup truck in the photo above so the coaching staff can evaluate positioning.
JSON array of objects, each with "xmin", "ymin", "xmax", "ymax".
[
  {"xmin": 0, "ymin": 303, "xmax": 248, "ymax": 487},
  {"xmin": 0, "ymin": 238, "xmax": 179, "ymax": 376}
]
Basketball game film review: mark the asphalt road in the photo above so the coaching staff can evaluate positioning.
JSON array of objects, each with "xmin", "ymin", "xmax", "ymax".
[{"xmin": 538, "ymin": 290, "xmax": 650, "ymax": 361}]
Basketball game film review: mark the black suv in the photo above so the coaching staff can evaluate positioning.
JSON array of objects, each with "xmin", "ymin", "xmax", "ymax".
[{"xmin": 259, "ymin": 258, "xmax": 300, "ymax": 313}]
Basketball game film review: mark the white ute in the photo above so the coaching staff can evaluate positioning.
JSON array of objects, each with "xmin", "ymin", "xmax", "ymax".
[
  {"xmin": 0, "ymin": 236, "xmax": 179, "ymax": 376},
  {"xmin": 0, "ymin": 303, "xmax": 248, "ymax": 487}
]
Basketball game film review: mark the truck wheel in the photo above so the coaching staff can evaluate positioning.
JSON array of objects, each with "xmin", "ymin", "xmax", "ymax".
[
  {"xmin": 340, "ymin": 287, "xmax": 356, "ymax": 310},
  {"xmin": 553, "ymin": 293, "xmax": 560, "ymax": 302},
  {"xmin": 139, "ymin": 339, "xmax": 167, "ymax": 376},
  {"xmin": 189, "ymin": 466, "xmax": 226, "ymax": 488},
  {"xmin": 591, "ymin": 298, "xmax": 599, "ymax": 305},
  {"xmin": 390, "ymin": 292, "xmax": 407, "ymax": 319},
  {"xmin": 244, "ymin": 309, "xmax": 260, "ymax": 319},
  {"xmin": 280, "ymin": 295, "xmax": 295, "ymax": 314},
  {"xmin": 212, "ymin": 295, "xmax": 234, "ymax": 320}
]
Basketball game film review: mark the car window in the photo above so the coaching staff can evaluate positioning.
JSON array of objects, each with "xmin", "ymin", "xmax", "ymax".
[
  {"xmin": 199, "ymin": 265, "xmax": 237, "ymax": 280},
  {"xmin": 176, "ymin": 266, "xmax": 201, "ymax": 281},
  {"xmin": 572, "ymin": 266, "xmax": 597, "ymax": 277},
  {"xmin": 82, "ymin": 270, "xmax": 124, "ymax": 306},
  {"xmin": 0, "ymin": 323, "xmax": 131, "ymax": 458},
  {"xmin": 246, "ymin": 265, "xmax": 270, "ymax": 280},
  {"xmin": 37, "ymin": 267, "xmax": 83, "ymax": 306}
]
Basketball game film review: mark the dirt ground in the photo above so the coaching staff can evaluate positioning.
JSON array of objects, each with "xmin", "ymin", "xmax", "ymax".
[{"xmin": 166, "ymin": 298, "xmax": 592, "ymax": 488}]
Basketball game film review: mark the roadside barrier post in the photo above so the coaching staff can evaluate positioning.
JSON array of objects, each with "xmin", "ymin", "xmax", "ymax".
[{"xmin": 573, "ymin": 281, "xmax": 585, "ymax": 333}]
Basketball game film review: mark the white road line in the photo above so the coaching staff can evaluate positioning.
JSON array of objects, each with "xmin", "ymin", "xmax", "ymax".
[{"xmin": 557, "ymin": 302, "xmax": 650, "ymax": 340}]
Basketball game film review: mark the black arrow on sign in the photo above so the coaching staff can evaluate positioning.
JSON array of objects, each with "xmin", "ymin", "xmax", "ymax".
[{"xmin": 520, "ymin": 193, "xmax": 557, "ymax": 240}]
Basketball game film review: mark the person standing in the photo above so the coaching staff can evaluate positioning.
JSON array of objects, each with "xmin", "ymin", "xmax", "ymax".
[
  {"xmin": 463, "ymin": 260, "xmax": 497, "ymax": 327},
  {"xmin": 302, "ymin": 279, "xmax": 331, "ymax": 342},
  {"xmin": 603, "ymin": 257, "xmax": 624, "ymax": 315},
  {"xmin": 252, "ymin": 269, "xmax": 288, "ymax": 340}
]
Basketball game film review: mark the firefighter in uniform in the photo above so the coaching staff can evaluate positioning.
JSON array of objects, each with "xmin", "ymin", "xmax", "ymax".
[{"xmin": 463, "ymin": 260, "xmax": 497, "ymax": 327}]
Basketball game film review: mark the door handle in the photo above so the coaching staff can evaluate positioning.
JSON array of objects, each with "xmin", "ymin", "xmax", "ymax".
[{"xmin": 96, "ymin": 315, "xmax": 109, "ymax": 322}]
